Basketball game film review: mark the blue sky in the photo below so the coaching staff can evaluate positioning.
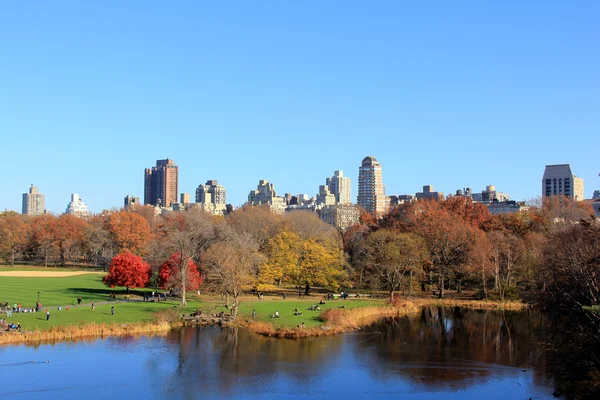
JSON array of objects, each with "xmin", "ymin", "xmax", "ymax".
[{"xmin": 1, "ymin": 1, "xmax": 598, "ymax": 213}]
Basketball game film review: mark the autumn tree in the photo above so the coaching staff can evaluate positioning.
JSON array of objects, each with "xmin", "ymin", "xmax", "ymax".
[
  {"xmin": 157, "ymin": 209, "xmax": 215, "ymax": 305},
  {"xmin": 226, "ymin": 205, "xmax": 282, "ymax": 251},
  {"xmin": 408, "ymin": 200, "xmax": 479, "ymax": 298},
  {"xmin": 544, "ymin": 218, "xmax": 600, "ymax": 321},
  {"xmin": 487, "ymin": 230, "xmax": 525, "ymax": 300},
  {"xmin": 51, "ymin": 214, "xmax": 87, "ymax": 266},
  {"xmin": 28, "ymin": 214, "xmax": 57, "ymax": 267},
  {"xmin": 203, "ymin": 232, "xmax": 262, "ymax": 319},
  {"xmin": 84, "ymin": 215, "xmax": 115, "ymax": 267},
  {"xmin": 103, "ymin": 251, "xmax": 151, "ymax": 292},
  {"xmin": 359, "ymin": 229, "xmax": 427, "ymax": 301},
  {"xmin": 104, "ymin": 210, "xmax": 151, "ymax": 256},
  {"xmin": 282, "ymin": 210, "xmax": 339, "ymax": 246},
  {"xmin": 0, "ymin": 212, "xmax": 27, "ymax": 266},
  {"xmin": 259, "ymin": 230, "xmax": 347, "ymax": 295},
  {"xmin": 158, "ymin": 252, "xmax": 204, "ymax": 292}
]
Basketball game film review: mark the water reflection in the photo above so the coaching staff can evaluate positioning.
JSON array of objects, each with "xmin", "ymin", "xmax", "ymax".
[{"xmin": 0, "ymin": 307, "xmax": 556, "ymax": 400}]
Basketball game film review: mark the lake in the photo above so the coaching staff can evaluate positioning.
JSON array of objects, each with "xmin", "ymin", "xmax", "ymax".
[{"xmin": 0, "ymin": 307, "xmax": 556, "ymax": 399}]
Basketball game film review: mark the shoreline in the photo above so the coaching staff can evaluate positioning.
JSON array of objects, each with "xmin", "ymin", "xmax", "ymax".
[
  {"xmin": 1, "ymin": 298, "xmax": 529, "ymax": 344},
  {"xmin": 239, "ymin": 298, "xmax": 529, "ymax": 339},
  {"xmin": 0, "ymin": 320, "xmax": 181, "ymax": 345}
]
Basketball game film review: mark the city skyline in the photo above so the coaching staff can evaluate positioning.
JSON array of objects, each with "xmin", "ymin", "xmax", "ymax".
[
  {"xmin": 6, "ymin": 158, "xmax": 593, "ymax": 215},
  {"xmin": 1, "ymin": 2, "xmax": 598, "ymax": 213}
]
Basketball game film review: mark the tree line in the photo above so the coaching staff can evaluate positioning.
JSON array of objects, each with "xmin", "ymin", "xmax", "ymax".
[{"xmin": 0, "ymin": 196, "xmax": 598, "ymax": 318}]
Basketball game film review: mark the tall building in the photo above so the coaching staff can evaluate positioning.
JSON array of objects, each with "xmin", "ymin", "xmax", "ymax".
[
  {"xmin": 247, "ymin": 180, "xmax": 287, "ymax": 214},
  {"xmin": 65, "ymin": 194, "xmax": 90, "ymax": 218},
  {"xmin": 542, "ymin": 164, "xmax": 584, "ymax": 201},
  {"xmin": 416, "ymin": 185, "xmax": 444, "ymax": 201},
  {"xmin": 195, "ymin": 180, "xmax": 226, "ymax": 205},
  {"xmin": 124, "ymin": 195, "xmax": 140, "ymax": 209},
  {"xmin": 325, "ymin": 170, "xmax": 352, "ymax": 205},
  {"xmin": 180, "ymin": 193, "xmax": 191, "ymax": 205},
  {"xmin": 357, "ymin": 156, "xmax": 387, "ymax": 216},
  {"xmin": 22, "ymin": 184, "xmax": 45, "ymax": 216},
  {"xmin": 144, "ymin": 159, "xmax": 179, "ymax": 207},
  {"xmin": 194, "ymin": 180, "xmax": 227, "ymax": 216}
]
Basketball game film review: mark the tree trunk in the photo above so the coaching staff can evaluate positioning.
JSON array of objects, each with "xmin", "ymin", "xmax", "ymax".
[
  {"xmin": 304, "ymin": 283, "xmax": 310, "ymax": 296},
  {"xmin": 482, "ymin": 262, "xmax": 488, "ymax": 299},
  {"xmin": 409, "ymin": 271, "xmax": 413, "ymax": 296},
  {"xmin": 389, "ymin": 289, "xmax": 394, "ymax": 302},
  {"xmin": 181, "ymin": 285, "xmax": 187, "ymax": 306},
  {"xmin": 439, "ymin": 273, "xmax": 445, "ymax": 299},
  {"xmin": 457, "ymin": 278, "xmax": 462, "ymax": 294}
]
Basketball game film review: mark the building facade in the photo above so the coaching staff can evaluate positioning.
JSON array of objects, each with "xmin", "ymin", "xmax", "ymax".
[
  {"xmin": 542, "ymin": 164, "xmax": 584, "ymax": 201},
  {"xmin": 326, "ymin": 170, "xmax": 352, "ymax": 205},
  {"xmin": 416, "ymin": 185, "xmax": 444, "ymax": 201},
  {"xmin": 22, "ymin": 184, "xmax": 45, "ymax": 216},
  {"xmin": 195, "ymin": 180, "xmax": 226, "ymax": 205},
  {"xmin": 319, "ymin": 204, "xmax": 360, "ymax": 230},
  {"xmin": 144, "ymin": 159, "xmax": 179, "ymax": 207},
  {"xmin": 65, "ymin": 194, "xmax": 90, "ymax": 218},
  {"xmin": 247, "ymin": 180, "xmax": 287, "ymax": 214},
  {"xmin": 124, "ymin": 195, "xmax": 140, "ymax": 209},
  {"xmin": 194, "ymin": 180, "xmax": 227, "ymax": 216},
  {"xmin": 357, "ymin": 156, "xmax": 387, "ymax": 216}
]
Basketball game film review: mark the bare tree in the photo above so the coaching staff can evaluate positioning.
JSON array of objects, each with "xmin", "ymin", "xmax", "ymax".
[
  {"xmin": 158, "ymin": 209, "xmax": 215, "ymax": 305},
  {"xmin": 360, "ymin": 229, "xmax": 427, "ymax": 301},
  {"xmin": 203, "ymin": 232, "xmax": 262, "ymax": 319}
]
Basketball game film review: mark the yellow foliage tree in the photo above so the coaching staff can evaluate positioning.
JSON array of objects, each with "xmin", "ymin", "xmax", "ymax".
[{"xmin": 260, "ymin": 230, "xmax": 347, "ymax": 294}]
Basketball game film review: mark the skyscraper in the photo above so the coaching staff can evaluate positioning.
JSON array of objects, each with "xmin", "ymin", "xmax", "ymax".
[
  {"xmin": 144, "ymin": 159, "xmax": 179, "ymax": 207},
  {"xmin": 195, "ymin": 180, "xmax": 226, "ymax": 205},
  {"xmin": 542, "ymin": 164, "xmax": 584, "ymax": 201},
  {"xmin": 65, "ymin": 194, "xmax": 90, "ymax": 218},
  {"xmin": 22, "ymin": 184, "xmax": 45, "ymax": 216},
  {"xmin": 357, "ymin": 156, "xmax": 387, "ymax": 216},
  {"xmin": 124, "ymin": 195, "xmax": 140, "ymax": 209},
  {"xmin": 325, "ymin": 170, "xmax": 352, "ymax": 205}
]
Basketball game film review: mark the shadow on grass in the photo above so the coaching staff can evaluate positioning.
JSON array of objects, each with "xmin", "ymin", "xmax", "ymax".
[{"xmin": 65, "ymin": 288, "xmax": 150, "ymax": 297}]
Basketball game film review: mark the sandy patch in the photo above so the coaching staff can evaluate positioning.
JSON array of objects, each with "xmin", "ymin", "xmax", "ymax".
[{"xmin": 0, "ymin": 271, "xmax": 104, "ymax": 278}]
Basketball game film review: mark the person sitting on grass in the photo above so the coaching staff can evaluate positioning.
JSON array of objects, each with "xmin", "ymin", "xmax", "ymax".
[
  {"xmin": 319, "ymin": 300, "xmax": 326, "ymax": 305},
  {"xmin": 271, "ymin": 310, "xmax": 279, "ymax": 318}
]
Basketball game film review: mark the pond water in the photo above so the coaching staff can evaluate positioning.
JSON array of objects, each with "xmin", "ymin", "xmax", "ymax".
[{"xmin": 0, "ymin": 307, "xmax": 556, "ymax": 399}]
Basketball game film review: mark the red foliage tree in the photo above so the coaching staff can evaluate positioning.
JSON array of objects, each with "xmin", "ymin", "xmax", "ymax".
[
  {"xmin": 103, "ymin": 251, "xmax": 150, "ymax": 292},
  {"xmin": 158, "ymin": 252, "xmax": 204, "ymax": 292}
]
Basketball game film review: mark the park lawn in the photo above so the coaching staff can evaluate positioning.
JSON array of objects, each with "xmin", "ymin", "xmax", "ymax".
[
  {"xmin": 8, "ymin": 300, "xmax": 204, "ymax": 331},
  {"xmin": 237, "ymin": 297, "xmax": 385, "ymax": 328},
  {"xmin": 0, "ymin": 273, "xmax": 170, "ymax": 308}
]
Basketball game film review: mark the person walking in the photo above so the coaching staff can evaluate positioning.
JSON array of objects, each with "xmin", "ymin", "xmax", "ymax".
[
  {"xmin": 91, "ymin": 302, "xmax": 95, "ymax": 311},
  {"xmin": 46, "ymin": 309, "xmax": 50, "ymax": 321},
  {"xmin": 252, "ymin": 309, "xmax": 256, "ymax": 319},
  {"xmin": 77, "ymin": 297, "xmax": 82, "ymax": 305},
  {"xmin": 111, "ymin": 305, "xmax": 115, "ymax": 316}
]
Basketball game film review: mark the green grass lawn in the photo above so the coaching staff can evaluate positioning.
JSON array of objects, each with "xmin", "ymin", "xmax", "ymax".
[
  {"xmin": 6, "ymin": 301, "xmax": 198, "ymax": 331},
  {"xmin": 0, "ymin": 269, "xmax": 386, "ymax": 332},
  {"xmin": 236, "ymin": 297, "xmax": 384, "ymax": 328}
]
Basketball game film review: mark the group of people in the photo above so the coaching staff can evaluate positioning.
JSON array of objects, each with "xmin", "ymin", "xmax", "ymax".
[{"xmin": 1, "ymin": 319, "xmax": 21, "ymax": 332}]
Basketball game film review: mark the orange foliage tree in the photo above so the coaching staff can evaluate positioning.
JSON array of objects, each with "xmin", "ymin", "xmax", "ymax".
[
  {"xmin": 52, "ymin": 214, "xmax": 87, "ymax": 266},
  {"xmin": 28, "ymin": 214, "xmax": 57, "ymax": 266},
  {"xmin": 158, "ymin": 252, "xmax": 204, "ymax": 292},
  {"xmin": 104, "ymin": 210, "xmax": 151, "ymax": 256},
  {"xmin": 407, "ymin": 200, "xmax": 480, "ymax": 298},
  {"xmin": 0, "ymin": 212, "xmax": 27, "ymax": 266},
  {"xmin": 103, "ymin": 251, "xmax": 150, "ymax": 292}
]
